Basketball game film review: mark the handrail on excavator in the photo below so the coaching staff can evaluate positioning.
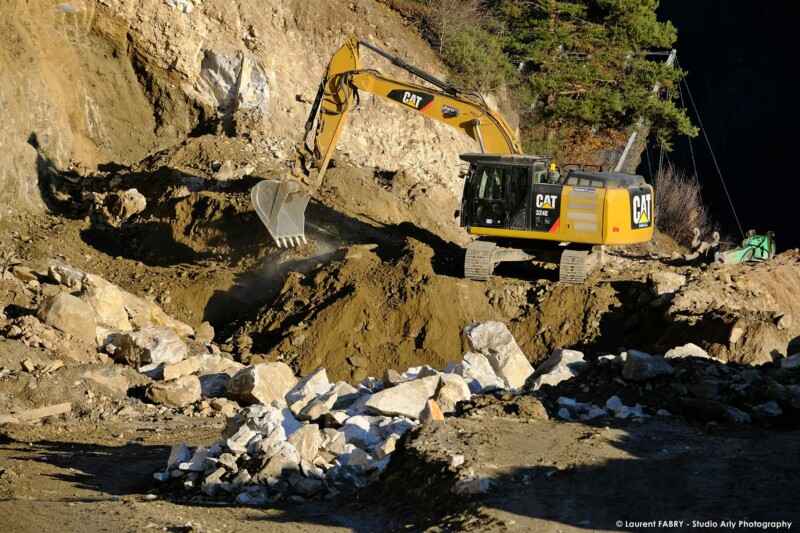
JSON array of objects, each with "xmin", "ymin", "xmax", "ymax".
[{"xmin": 357, "ymin": 39, "xmax": 461, "ymax": 96}]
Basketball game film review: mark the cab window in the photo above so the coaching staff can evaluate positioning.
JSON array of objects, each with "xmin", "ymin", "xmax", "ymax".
[
  {"xmin": 475, "ymin": 166, "xmax": 504, "ymax": 200},
  {"xmin": 472, "ymin": 166, "xmax": 505, "ymax": 227}
]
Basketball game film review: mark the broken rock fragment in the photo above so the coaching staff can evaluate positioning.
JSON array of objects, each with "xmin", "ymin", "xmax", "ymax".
[
  {"xmin": 107, "ymin": 188, "xmax": 147, "ymax": 219},
  {"xmin": 195, "ymin": 321, "xmax": 215, "ymax": 343},
  {"xmin": 447, "ymin": 352, "xmax": 505, "ymax": 393},
  {"xmin": 419, "ymin": 398, "xmax": 444, "ymax": 422},
  {"xmin": 375, "ymin": 435, "xmax": 399, "ymax": 459},
  {"xmin": 464, "ymin": 321, "xmax": 533, "ymax": 390},
  {"xmin": 665, "ymin": 343, "xmax": 713, "ymax": 360},
  {"xmin": 526, "ymin": 348, "xmax": 587, "ymax": 390},
  {"xmin": 227, "ymin": 362, "xmax": 297, "ymax": 405},
  {"xmin": 162, "ymin": 356, "xmax": 202, "ymax": 381},
  {"xmin": 79, "ymin": 275, "xmax": 132, "ymax": 331},
  {"xmin": 167, "ymin": 444, "xmax": 191, "ymax": 470},
  {"xmin": 621, "ymin": 350, "xmax": 674, "ymax": 381},
  {"xmin": 113, "ymin": 327, "xmax": 188, "ymax": 369},
  {"xmin": 298, "ymin": 389, "xmax": 338, "ymax": 421},
  {"xmin": 324, "ymin": 464, "xmax": 366, "ymax": 495},
  {"xmin": 648, "ymin": 271, "xmax": 686, "ymax": 296},
  {"xmin": 287, "ymin": 424, "xmax": 323, "ymax": 463},
  {"xmin": 146, "ymin": 375, "xmax": 201, "ymax": 407},
  {"xmin": 37, "ymin": 292, "xmax": 96, "ymax": 342},
  {"xmin": 285, "ymin": 368, "xmax": 330, "ymax": 414},
  {"xmin": 364, "ymin": 375, "xmax": 439, "ymax": 419},
  {"xmin": 199, "ymin": 373, "xmax": 232, "ymax": 398},
  {"xmin": 434, "ymin": 373, "xmax": 471, "ymax": 413}
]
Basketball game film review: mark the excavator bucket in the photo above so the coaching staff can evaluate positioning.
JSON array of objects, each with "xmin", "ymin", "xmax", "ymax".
[
  {"xmin": 251, "ymin": 179, "xmax": 311, "ymax": 248},
  {"xmin": 714, "ymin": 231, "xmax": 776, "ymax": 264}
]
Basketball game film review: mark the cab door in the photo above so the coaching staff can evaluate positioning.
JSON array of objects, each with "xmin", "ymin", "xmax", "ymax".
[
  {"xmin": 469, "ymin": 165, "xmax": 506, "ymax": 228},
  {"xmin": 507, "ymin": 166, "xmax": 531, "ymax": 230}
]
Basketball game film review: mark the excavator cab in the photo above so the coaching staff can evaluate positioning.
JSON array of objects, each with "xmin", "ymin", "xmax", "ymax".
[{"xmin": 459, "ymin": 153, "xmax": 552, "ymax": 232}]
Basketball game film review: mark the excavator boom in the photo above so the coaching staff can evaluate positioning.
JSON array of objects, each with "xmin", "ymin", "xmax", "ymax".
[{"xmin": 251, "ymin": 37, "xmax": 522, "ymax": 247}]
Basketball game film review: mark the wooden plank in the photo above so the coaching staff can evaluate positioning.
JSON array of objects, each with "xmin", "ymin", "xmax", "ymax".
[{"xmin": 9, "ymin": 402, "xmax": 72, "ymax": 423}]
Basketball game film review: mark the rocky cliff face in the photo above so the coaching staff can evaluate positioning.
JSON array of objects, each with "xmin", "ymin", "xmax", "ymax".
[
  {"xmin": 0, "ymin": 1, "xmax": 156, "ymax": 218},
  {"xmin": 0, "ymin": 0, "xmax": 480, "ymax": 223}
]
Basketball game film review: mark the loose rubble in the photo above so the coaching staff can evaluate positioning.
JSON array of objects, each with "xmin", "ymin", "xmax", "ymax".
[
  {"xmin": 153, "ymin": 322, "xmax": 543, "ymax": 502},
  {"xmin": 531, "ymin": 345, "xmax": 800, "ymax": 429}
]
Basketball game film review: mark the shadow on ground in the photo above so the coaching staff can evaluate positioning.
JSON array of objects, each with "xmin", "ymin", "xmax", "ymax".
[
  {"xmin": 0, "ymin": 430, "xmax": 388, "ymax": 531},
  {"xmin": 377, "ymin": 415, "xmax": 800, "ymax": 531}
]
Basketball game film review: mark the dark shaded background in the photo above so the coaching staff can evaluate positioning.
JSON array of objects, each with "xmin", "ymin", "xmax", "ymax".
[{"xmin": 640, "ymin": 1, "xmax": 800, "ymax": 248}]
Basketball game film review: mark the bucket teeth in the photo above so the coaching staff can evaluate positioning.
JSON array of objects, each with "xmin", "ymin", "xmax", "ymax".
[
  {"xmin": 271, "ymin": 235, "xmax": 307, "ymax": 248},
  {"xmin": 251, "ymin": 179, "xmax": 312, "ymax": 249}
]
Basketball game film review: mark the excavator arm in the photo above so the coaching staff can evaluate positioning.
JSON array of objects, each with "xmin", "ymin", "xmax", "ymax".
[{"xmin": 251, "ymin": 37, "xmax": 522, "ymax": 247}]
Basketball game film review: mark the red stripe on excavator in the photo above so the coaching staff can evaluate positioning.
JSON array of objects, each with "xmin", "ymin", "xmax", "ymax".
[
  {"xmin": 549, "ymin": 218, "xmax": 560, "ymax": 233},
  {"xmin": 420, "ymin": 102, "xmax": 433, "ymax": 112}
]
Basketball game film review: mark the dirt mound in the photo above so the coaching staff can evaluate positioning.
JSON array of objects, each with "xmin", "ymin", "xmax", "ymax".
[
  {"xmin": 234, "ymin": 238, "xmax": 535, "ymax": 382},
  {"xmin": 226, "ymin": 234, "xmax": 800, "ymax": 384},
  {"xmin": 665, "ymin": 250, "xmax": 800, "ymax": 363}
]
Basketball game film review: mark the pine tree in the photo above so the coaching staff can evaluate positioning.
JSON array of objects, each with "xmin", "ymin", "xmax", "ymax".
[{"xmin": 499, "ymin": 0, "xmax": 696, "ymax": 148}]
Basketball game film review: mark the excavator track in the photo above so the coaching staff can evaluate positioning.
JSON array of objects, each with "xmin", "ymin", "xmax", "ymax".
[
  {"xmin": 559, "ymin": 249, "xmax": 593, "ymax": 284},
  {"xmin": 464, "ymin": 241, "xmax": 496, "ymax": 280}
]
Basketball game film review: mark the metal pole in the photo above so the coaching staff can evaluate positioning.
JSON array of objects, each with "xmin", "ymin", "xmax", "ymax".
[{"xmin": 614, "ymin": 50, "xmax": 677, "ymax": 172}]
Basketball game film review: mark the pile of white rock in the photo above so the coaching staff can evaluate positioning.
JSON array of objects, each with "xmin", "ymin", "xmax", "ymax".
[{"xmin": 154, "ymin": 321, "xmax": 535, "ymax": 502}]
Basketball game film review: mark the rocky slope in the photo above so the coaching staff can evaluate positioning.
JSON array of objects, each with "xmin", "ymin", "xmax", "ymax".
[{"xmin": 0, "ymin": 0, "xmax": 481, "ymax": 226}]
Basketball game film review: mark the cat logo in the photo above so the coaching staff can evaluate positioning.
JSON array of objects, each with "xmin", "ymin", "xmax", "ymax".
[
  {"xmin": 387, "ymin": 89, "xmax": 434, "ymax": 112},
  {"xmin": 402, "ymin": 91, "xmax": 423, "ymax": 107},
  {"xmin": 535, "ymin": 194, "xmax": 557, "ymax": 210},
  {"xmin": 631, "ymin": 192, "xmax": 652, "ymax": 228}
]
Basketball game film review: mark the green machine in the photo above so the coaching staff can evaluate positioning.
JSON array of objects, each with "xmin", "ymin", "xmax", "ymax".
[{"xmin": 715, "ymin": 231, "xmax": 776, "ymax": 264}]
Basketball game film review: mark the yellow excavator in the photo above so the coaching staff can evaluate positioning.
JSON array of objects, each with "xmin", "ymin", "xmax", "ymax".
[{"xmin": 251, "ymin": 37, "xmax": 655, "ymax": 282}]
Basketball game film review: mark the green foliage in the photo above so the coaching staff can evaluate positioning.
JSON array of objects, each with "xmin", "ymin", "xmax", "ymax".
[
  {"xmin": 383, "ymin": 0, "xmax": 697, "ymax": 147},
  {"xmin": 440, "ymin": 27, "xmax": 514, "ymax": 91},
  {"xmin": 499, "ymin": 0, "xmax": 697, "ymax": 144}
]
